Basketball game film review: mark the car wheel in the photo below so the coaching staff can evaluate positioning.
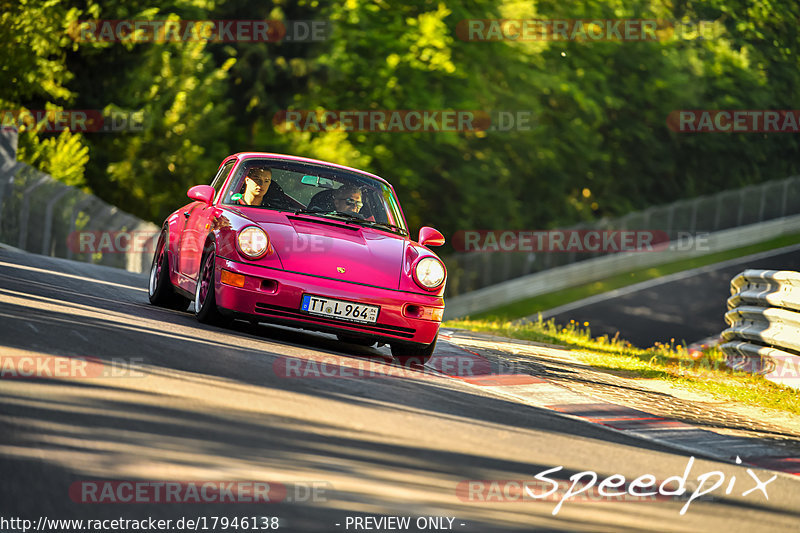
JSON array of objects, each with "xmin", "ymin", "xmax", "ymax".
[
  {"xmin": 148, "ymin": 232, "xmax": 190, "ymax": 311},
  {"xmin": 195, "ymin": 243, "xmax": 229, "ymax": 326},
  {"xmin": 391, "ymin": 335, "xmax": 437, "ymax": 367},
  {"xmin": 336, "ymin": 334, "xmax": 376, "ymax": 347}
]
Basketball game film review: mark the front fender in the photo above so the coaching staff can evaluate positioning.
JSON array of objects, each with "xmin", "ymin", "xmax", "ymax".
[{"xmin": 212, "ymin": 210, "xmax": 285, "ymax": 270}]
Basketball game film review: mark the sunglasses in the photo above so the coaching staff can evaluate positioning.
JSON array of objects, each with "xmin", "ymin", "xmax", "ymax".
[{"xmin": 344, "ymin": 198, "xmax": 363, "ymax": 209}]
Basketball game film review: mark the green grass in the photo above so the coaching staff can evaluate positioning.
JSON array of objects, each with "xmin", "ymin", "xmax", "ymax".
[
  {"xmin": 446, "ymin": 317, "xmax": 800, "ymax": 416},
  {"xmin": 467, "ymin": 232, "xmax": 800, "ymax": 321}
]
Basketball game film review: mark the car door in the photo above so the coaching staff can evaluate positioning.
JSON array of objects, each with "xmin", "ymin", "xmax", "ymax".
[
  {"xmin": 178, "ymin": 203, "xmax": 215, "ymax": 280},
  {"xmin": 178, "ymin": 160, "xmax": 236, "ymax": 280}
]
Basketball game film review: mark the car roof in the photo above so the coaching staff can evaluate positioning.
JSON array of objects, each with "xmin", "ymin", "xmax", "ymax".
[{"xmin": 229, "ymin": 152, "xmax": 392, "ymax": 187}]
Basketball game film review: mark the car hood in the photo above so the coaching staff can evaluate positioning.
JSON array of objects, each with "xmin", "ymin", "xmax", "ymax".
[{"xmin": 242, "ymin": 211, "xmax": 407, "ymax": 290}]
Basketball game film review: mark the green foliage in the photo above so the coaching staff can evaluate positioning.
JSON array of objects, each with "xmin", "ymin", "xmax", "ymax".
[
  {"xmin": 1, "ymin": 0, "xmax": 98, "ymax": 187},
  {"xmin": 17, "ymin": 126, "xmax": 89, "ymax": 187},
  {"xmin": 0, "ymin": 0, "xmax": 88, "ymax": 104},
  {"xmin": 446, "ymin": 316, "xmax": 800, "ymax": 415},
  {"xmin": 3, "ymin": 0, "xmax": 800, "ymax": 240}
]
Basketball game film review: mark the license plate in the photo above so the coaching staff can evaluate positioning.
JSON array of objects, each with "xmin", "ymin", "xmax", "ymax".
[{"xmin": 301, "ymin": 294, "xmax": 380, "ymax": 324}]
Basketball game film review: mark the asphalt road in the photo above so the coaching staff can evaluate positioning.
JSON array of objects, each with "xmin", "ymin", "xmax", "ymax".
[
  {"xmin": 1, "ymin": 247, "xmax": 799, "ymax": 532},
  {"xmin": 542, "ymin": 245, "xmax": 800, "ymax": 348}
]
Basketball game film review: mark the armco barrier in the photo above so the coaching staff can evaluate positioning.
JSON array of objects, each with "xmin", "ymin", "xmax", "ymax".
[
  {"xmin": 444, "ymin": 175, "xmax": 800, "ymax": 297},
  {"xmin": 444, "ymin": 215, "xmax": 800, "ymax": 319},
  {"xmin": 0, "ymin": 132, "xmax": 159, "ymax": 273},
  {"xmin": 721, "ymin": 269, "xmax": 800, "ymax": 390}
]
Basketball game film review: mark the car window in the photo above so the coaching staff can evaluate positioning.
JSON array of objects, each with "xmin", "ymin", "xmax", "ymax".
[
  {"xmin": 210, "ymin": 160, "xmax": 236, "ymax": 202},
  {"xmin": 221, "ymin": 159, "xmax": 407, "ymax": 234}
]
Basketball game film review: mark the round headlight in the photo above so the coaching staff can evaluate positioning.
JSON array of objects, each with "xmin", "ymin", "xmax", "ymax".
[
  {"xmin": 237, "ymin": 226, "xmax": 269, "ymax": 259},
  {"xmin": 414, "ymin": 257, "xmax": 445, "ymax": 289}
]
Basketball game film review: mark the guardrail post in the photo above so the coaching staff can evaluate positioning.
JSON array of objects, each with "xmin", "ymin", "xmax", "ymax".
[
  {"xmin": 689, "ymin": 198, "xmax": 700, "ymax": 233},
  {"xmin": 0, "ymin": 127, "xmax": 18, "ymax": 163},
  {"xmin": 66, "ymin": 195, "xmax": 94, "ymax": 260},
  {"xmin": 736, "ymin": 189, "xmax": 746, "ymax": 226},
  {"xmin": 481, "ymin": 252, "xmax": 491, "ymax": 288},
  {"xmin": 18, "ymin": 175, "xmax": 51, "ymax": 250},
  {"xmin": 666, "ymin": 204, "xmax": 674, "ymax": 239},
  {"xmin": 713, "ymin": 194, "xmax": 723, "ymax": 230},
  {"xmin": 781, "ymin": 179, "xmax": 790, "ymax": 217},
  {"xmin": 41, "ymin": 186, "xmax": 74, "ymax": 255},
  {"xmin": 758, "ymin": 184, "xmax": 767, "ymax": 222},
  {"xmin": 0, "ymin": 163, "xmax": 21, "ymax": 234}
]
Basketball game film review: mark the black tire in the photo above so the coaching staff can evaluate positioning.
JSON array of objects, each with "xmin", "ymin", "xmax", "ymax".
[
  {"xmin": 148, "ymin": 232, "xmax": 190, "ymax": 311},
  {"xmin": 391, "ymin": 335, "xmax": 437, "ymax": 367},
  {"xmin": 194, "ymin": 243, "xmax": 230, "ymax": 326},
  {"xmin": 336, "ymin": 334, "xmax": 376, "ymax": 347}
]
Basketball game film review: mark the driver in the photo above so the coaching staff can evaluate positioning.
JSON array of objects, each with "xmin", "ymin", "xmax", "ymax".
[
  {"xmin": 333, "ymin": 185, "xmax": 363, "ymax": 214},
  {"xmin": 238, "ymin": 167, "xmax": 293, "ymax": 208}
]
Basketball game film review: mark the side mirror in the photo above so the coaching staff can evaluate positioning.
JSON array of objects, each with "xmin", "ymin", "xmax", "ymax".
[
  {"xmin": 419, "ymin": 226, "xmax": 445, "ymax": 247},
  {"xmin": 188, "ymin": 185, "xmax": 215, "ymax": 205}
]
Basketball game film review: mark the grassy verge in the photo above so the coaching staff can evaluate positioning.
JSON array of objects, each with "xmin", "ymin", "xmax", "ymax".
[
  {"xmin": 469, "ymin": 232, "xmax": 800, "ymax": 321},
  {"xmin": 445, "ymin": 317, "xmax": 800, "ymax": 416}
]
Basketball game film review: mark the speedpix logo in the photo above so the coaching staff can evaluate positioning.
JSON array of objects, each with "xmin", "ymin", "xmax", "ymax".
[{"xmin": 458, "ymin": 456, "xmax": 776, "ymax": 516}]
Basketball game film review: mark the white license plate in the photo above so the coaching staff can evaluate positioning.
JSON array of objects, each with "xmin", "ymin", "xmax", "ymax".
[{"xmin": 301, "ymin": 294, "xmax": 380, "ymax": 324}]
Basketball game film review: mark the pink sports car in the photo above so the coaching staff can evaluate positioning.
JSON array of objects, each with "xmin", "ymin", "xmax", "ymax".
[{"xmin": 148, "ymin": 153, "xmax": 446, "ymax": 365}]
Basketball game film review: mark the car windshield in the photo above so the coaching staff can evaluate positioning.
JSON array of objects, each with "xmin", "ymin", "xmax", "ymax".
[{"xmin": 221, "ymin": 159, "xmax": 407, "ymax": 235}]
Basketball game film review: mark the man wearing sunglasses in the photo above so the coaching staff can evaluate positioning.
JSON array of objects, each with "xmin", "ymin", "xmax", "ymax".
[{"xmin": 333, "ymin": 185, "xmax": 364, "ymax": 214}]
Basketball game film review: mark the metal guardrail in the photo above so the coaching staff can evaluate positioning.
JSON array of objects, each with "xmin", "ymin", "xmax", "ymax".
[
  {"xmin": 0, "ymin": 130, "xmax": 159, "ymax": 273},
  {"xmin": 445, "ymin": 215, "xmax": 800, "ymax": 319},
  {"xmin": 721, "ymin": 269, "xmax": 800, "ymax": 390},
  {"xmin": 444, "ymin": 175, "xmax": 800, "ymax": 298}
]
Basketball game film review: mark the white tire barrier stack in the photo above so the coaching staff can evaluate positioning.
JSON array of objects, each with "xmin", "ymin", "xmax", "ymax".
[{"xmin": 721, "ymin": 269, "xmax": 800, "ymax": 389}]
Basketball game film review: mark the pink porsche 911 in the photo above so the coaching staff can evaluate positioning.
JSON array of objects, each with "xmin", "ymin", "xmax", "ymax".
[{"xmin": 148, "ymin": 153, "xmax": 446, "ymax": 365}]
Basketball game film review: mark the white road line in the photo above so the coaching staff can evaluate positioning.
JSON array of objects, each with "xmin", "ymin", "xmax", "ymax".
[
  {"xmin": 437, "ymin": 339, "xmax": 800, "ymax": 479},
  {"xmin": 0, "ymin": 259, "xmax": 147, "ymax": 292}
]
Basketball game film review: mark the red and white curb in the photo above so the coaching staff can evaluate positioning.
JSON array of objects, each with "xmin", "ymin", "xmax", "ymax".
[{"xmin": 433, "ymin": 332, "xmax": 800, "ymax": 478}]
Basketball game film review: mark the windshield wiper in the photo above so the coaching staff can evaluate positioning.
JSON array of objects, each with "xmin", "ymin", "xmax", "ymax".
[
  {"xmin": 294, "ymin": 209, "xmax": 407, "ymax": 235},
  {"xmin": 358, "ymin": 220, "xmax": 408, "ymax": 236},
  {"xmin": 294, "ymin": 207, "xmax": 332, "ymax": 215}
]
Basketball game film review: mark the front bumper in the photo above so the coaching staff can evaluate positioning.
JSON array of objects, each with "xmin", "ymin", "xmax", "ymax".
[{"xmin": 214, "ymin": 257, "xmax": 443, "ymax": 345}]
